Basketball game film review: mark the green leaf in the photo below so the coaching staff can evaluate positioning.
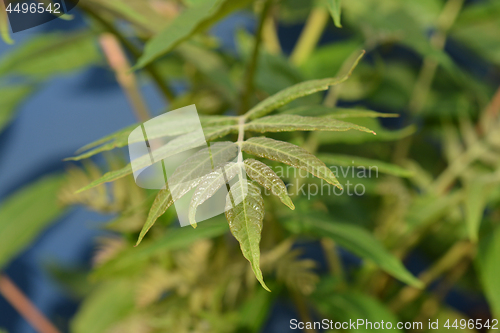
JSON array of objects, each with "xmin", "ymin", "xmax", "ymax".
[
  {"xmin": 137, "ymin": 188, "xmax": 173, "ymax": 246},
  {"xmin": 76, "ymin": 126, "xmax": 238, "ymax": 191},
  {"xmin": 283, "ymin": 106, "xmax": 398, "ymax": 119},
  {"xmin": 300, "ymin": 39, "xmax": 362, "ymax": 79},
  {"xmin": 71, "ymin": 280, "xmax": 135, "ymax": 333},
  {"xmin": 244, "ymin": 51, "xmax": 365, "ymax": 120},
  {"xmin": 244, "ymin": 159, "xmax": 294, "ymax": 210},
  {"xmin": 316, "ymin": 117, "xmax": 416, "ymax": 144},
  {"xmin": 76, "ymin": 165, "xmax": 133, "ymax": 193},
  {"xmin": 178, "ymin": 43, "xmax": 238, "ymax": 105},
  {"xmin": 285, "ymin": 215, "xmax": 422, "ymax": 288},
  {"xmin": 86, "ymin": 0, "xmax": 167, "ymax": 33},
  {"xmin": 241, "ymin": 137, "xmax": 342, "ymax": 189},
  {"xmin": 314, "ymin": 292, "xmax": 402, "ymax": 333},
  {"xmin": 326, "ymin": 0, "xmax": 342, "ymax": 28},
  {"xmin": 226, "ymin": 180, "xmax": 270, "ymax": 291},
  {"xmin": 94, "ymin": 218, "xmax": 228, "ymax": 279},
  {"xmin": 68, "ymin": 119, "xmax": 237, "ymax": 161},
  {"xmin": 135, "ymin": 0, "xmax": 251, "ymax": 69},
  {"xmin": 477, "ymin": 226, "xmax": 500, "ymax": 319},
  {"xmin": 0, "ymin": 174, "xmax": 65, "ymax": 269},
  {"xmin": 317, "ymin": 154, "xmax": 414, "ymax": 178},
  {"xmin": 245, "ymin": 114, "xmax": 375, "ymax": 134},
  {"xmin": 66, "ymin": 124, "xmax": 137, "ymax": 161},
  {"xmin": 452, "ymin": 1, "xmax": 500, "ymax": 65},
  {"xmin": 188, "ymin": 162, "xmax": 242, "ymax": 228},
  {"xmin": 0, "ymin": 85, "xmax": 32, "ymax": 133},
  {"xmin": 0, "ymin": 31, "xmax": 100, "ymax": 78},
  {"xmin": 0, "ymin": 2, "xmax": 13, "ymax": 45},
  {"xmin": 464, "ymin": 181, "xmax": 491, "ymax": 243},
  {"xmin": 239, "ymin": 285, "xmax": 276, "ymax": 332}
]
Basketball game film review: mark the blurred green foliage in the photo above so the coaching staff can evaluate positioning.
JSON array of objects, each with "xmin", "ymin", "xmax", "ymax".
[{"xmin": 0, "ymin": 0, "xmax": 499, "ymax": 332}]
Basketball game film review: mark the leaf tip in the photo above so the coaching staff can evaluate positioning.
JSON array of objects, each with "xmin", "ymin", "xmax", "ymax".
[{"xmin": 260, "ymin": 281, "xmax": 271, "ymax": 292}]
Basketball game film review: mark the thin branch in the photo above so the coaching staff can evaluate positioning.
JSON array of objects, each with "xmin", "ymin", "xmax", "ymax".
[
  {"xmin": 0, "ymin": 274, "xmax": 62, "ymax": 333},
  {"xmin": 389, "ymin": 241, "xmax": 474, "ymax": 312},
  {"xmin": 241, "ymin": 0, "xmax": 274, "ymax": 114},
  {"xmin": 262, "ymin": 13, "xmax": 282, "ymax": 55},
  {"xmin": 99, "ymin": 33, "xmax": 152, "ymax": 123},
  {"xmin": 480, "ymin": 86, "xmax": 500, "ymax": 134},
  {"xmin": 393, "ymin": 0, "xmax": 465, "ymax": 163},
  {"xmin": 289, "ymin": 7, "xmax": 329, "ymax": 66},
  {"xmin": 77, "ymin": 2, "xmax": 175, "ymax": 102},
  {"xmin": 408, "ymin": 0, "xmax": 465, "ymax": 115},
  {"xmin": 291, "ymin": 291, "xmax": 317, "ymax": 333}
]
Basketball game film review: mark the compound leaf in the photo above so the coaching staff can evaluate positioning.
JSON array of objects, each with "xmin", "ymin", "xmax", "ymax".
[
  {"xmin": 241, "ymin": 137, "xmax": 341, "ymax": 189},
  {"xmin": 226, "ymin": 180, "xmax": 270, "ymax": 291},
  {"xmin": 244, "ymin": 159, "xmax": 294, "ymax": 210}
]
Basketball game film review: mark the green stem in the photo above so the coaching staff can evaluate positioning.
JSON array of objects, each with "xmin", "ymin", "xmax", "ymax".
[
  {"xmin": 241, "ymin": 0, "xmax": 274, "ymax": 114},
  {"xmin": 389, "ymin": 241, "xmax": 474, "ymax": 312},
  {"xmin": 290, "ymin": 7, "xmax": 329, "ymax": 66},
  {"xmin": 393, "ymin": 0, "xmax": 465, "ymax": 163},
  {"xmin": 78, "ymin": 2, "xmax": 175, "ymax": 103}
]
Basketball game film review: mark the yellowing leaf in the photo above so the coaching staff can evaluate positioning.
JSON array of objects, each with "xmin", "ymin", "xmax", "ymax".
[
  {"xmin": 244, "ymin": 51, "xmax": 364, "ymax": 120},
  {"xmin": 226, "ymin": 180, "xmax": 270, "ymax": 291},
  {"xmin": 241, "ymin": 137, "xmax": 342, "ymax": 189},
  {"xmin": 244, "ymin": 159, "xmax": 294, "ymax": 210},
  {"xmin": 245, "ymin": 114, "xmax": 375, "ymax": 134}
]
